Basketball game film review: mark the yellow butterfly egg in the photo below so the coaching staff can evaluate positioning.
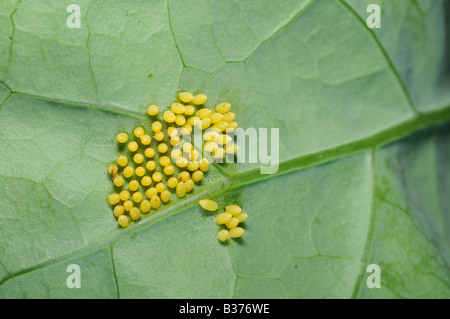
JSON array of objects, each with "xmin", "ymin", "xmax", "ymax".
[
  {"xmin": 176, "ymin": 182, "xmax": 187, "ymax": 198},
  {"xmin": 190, "ymin": 150, "xmax": 200, "ymax": 162},
  {"xmin": 184, "ymin": 105, "xmax": 195, "ymax": 116},
  {"xmin": 132, "ymin": 192, "xmax": 143, "ymax": 203},
  {"xmin": 123, "ymin": 166, "xmax": 134, "ymax": 178},
  {"xmin": 171, "ymin": 149, "xmax": 183, "ymax": 160},
  {"xmin": 196, "ymin": 108, "xmax": 212, "ymax": 119},
  {"xmin": 167, "ymin": 126, "xmax": 177, "ymax": 138},
  {"xmin": 147, "ymin": 104, "xmax": 159, "ymax": 116},
  {"xmin": 123, "ymin": 200, "xmax": 133, "ymax": 212},
  {"xmin": 217, "ymin": 230, "xmax": 230, "ymax": 242},
  {"xmin": 175, "ymin": 157, "xmax": 188, "ymax": 168},
  {"xmin": 128, "ymin": 141, "xmax": 139, "ymax": 152},
  {"xmin": 185, "ymin": 179, "xmax": 194, "ymax": 192},
  {"xmin": 158, "ymin": 143, "xmax": 168, "ymax": 154},
  {"xmin": 144, "ymin": 147, "xmax": 155, "ymax": 158},
  {"xmin": 192, "ymin": 170, "xmax": 204, "ymax": 183},
  {"xmin": 108, "ymin": 193, "xmax": 120, "ymax": 205},
  {"xmin": 225, "ymin": 143, "xmax": 239, "ymax": 154},
  {"xmin": 146, "ymin": 160, "xmax": 156, "ymax": 171},
  {"xmin": 178, "ymin": 171, "xmax": 190, "ymax": 182},
  {"xmin": 187, "ymin": 161, "xmax": 199, "ymax": 171},
  {"xmin": 163, "ymin": 165, "xmax": 175, "ymax": 176},
  {"xmin": 135, "ymin": 166, "xmax": 146, "ymax": 177},
  {"xmin": 171, "ymin": 102, "xmax": 186, "ymax": 114},
  {"xmin": 182, "ymin": 142, "xmax": 193, "ymax": 153},
  {"xmin": 212, "ymin": 147, "xmax": 225, "ymax": 159},
  {"xmin": 134, "ymin": 127, "xmax": 145, "ymax": 138},
  {"xmin": 117, "ymin": 155, "xmax": 128, "ymax": 167},
  {"xmin": 161, "ymin": 190, "xmax": 171, "ymax": 203},
  {"xmin": 163, "ymin": 110, "xmax": 176, "ymax": 123},
  {"xmin": 178, "ymin": 91, "xmax": 193, "ymax": 103},
  {"xmin": 133, "ymin": 153, "xmax": 144, "ymax": 164},
  {"xmin": 154, "ymin": 131, "xmax": 165, "ymax": 141},
  {"xmin": 152, "ymin": 121, "xmax": 163, "ymax": 133},
  {"xmin": 119, "ymin": 190, "xmax": 130, "ymax": 201},
  {"xmin": 155, "ymin": 182, "xmax": 165, "ymax": 193},
  {"xmin": 209, "ymin": 112, "xmax": 224, "ymax": 124},
  {"xmin": 175, "ymin": 114, "xmax": 186, "ymax": 126},
  {"xmin": 141, "ymin": 176, "xmax": 152, "ymax": 187},
  {"xmin": 117, "ymin": 132, "xmax": 129, "ymax": 144},
  {"xmin": 215, "ymin": 102, "xmax": 231, "ymax": 114},
  {"xmin": 225, "ymin": 217, "xmax": 240, "ymax": 229},
  {"xmin": 145, "ymin": 187, "xmax": 158, "ymax": 199},
  {"xmin": 212, "ymin": 121, "xmax": 228, "ymax": 132},
  {"xmin": 140, "ymin": 134, "xmax": 152, "ymax": 146},
  {"xmin": 192, "ymin": 94, "xmax": 207, "ymax": 105},
  {"xmin": 170, "ymin": 136, "xmax": 180, "ymax": 146},
  {"xmin": 158, "ymin": 156, "xmax": 170, "ymax": 167},
  {"xmin": 140, "ymin": 200, "xmax": 151, "ymax": 213},
  {"xmin": 113, "ymin": 175, "xmax": 124, "ymax": 188},
  {"xmin": 203, "ymin": 130, "xmax": 220, "ymax": 142},
  {"xmin": 130, "ymin": 207, "xmax": 141, "ymax": 221},
  {"xmin": 118, "ymin": 215, "xmax": 129, "ymax": 228},
  {"xmin": 182, "ymin": 124, "xmax": 193, "ymax": 134},
  {"xmin": 128, "ymin": 180, "xmax": 139, "ymax": 192},
  {"xmin": 229, "ymin": 227, "xmax": 245, "ymax": 239},
  {"xmin": 199, "ymin": 199, "xmax": 218, "ymax": 211},
  {"xmin": 187, "ymin": 116, "xmax": 200, "ymax": 126},
  {"xmin": 197, "ymin": 118, "xmax": 212, "ymax": 130},
  {"xmin": 215, "ymin": 212, "xmax": 232, "ymax": 225},
  {"xmin": 150, "ymin": 195, "xmax": 161, "ymax": 209},
  {"xmin": 152, "ymin": 172, "xmax": 163, "ymax": 182},
  {"xmin": 199, "ymin": 158, "xmax": 210, "ymax": 172},
  {"xmin": 204, "ymin": 142, "xmax": 218, "ymax": 153},
  {"xmin": 223, "ymin": 112, "xmax": 235, "ymax": 122},
  {"xmin": 237, "ymin": 212, "xmax": 248, "ymax": 223},
  {"xmin": 108, "ymin": 164, "xmax": 118, "ymax": 175},
  {"xmin": 225, "ymin": 205, "xmax": 242, "ymax": 216},
  {"xmin": 113, "ymin": 205, "xmax": 124, "ymax": 217},
  {"xmin": 226, "ymin": 121, "xmax": 238, "ymax": 132},
  {"xmin": 167, "ymin": 177, "xmax": 178, "ymax": 189}
]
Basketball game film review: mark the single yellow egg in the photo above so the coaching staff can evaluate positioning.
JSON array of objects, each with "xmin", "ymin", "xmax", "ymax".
[
  {"xmin": 146, "ymin": 160, "xmax": 156, "ymax": 171},
  {"xmin": 130, "ymin": 207, "xmax": 141, "ymax": 221},
  {"xmin": 217, "ymin": 229, "xmax": 230, "ymax": 242},
  {"xmin": 108, "ymin": 193, "xmax": 120, "ymax": 205},
  {"xmin": 178, "ymin": 91, "xmax": 193, "ymax": 103},
  {"xmin": 140, "ymin": 200, "xmax": 151, "ymax": 213},
  {"xmin": 150, "ymin": 195, "xmax": 161, "ymax": 209},
  {"xmin": 108, "ymin": 164, "xmax": 119, "ymax": 175},
  {"xmin": 199, "ymin": 199, "xmax": 218, "ymax": 211},
  {"xmin": 161, "ymin": 190, "xmax": 171, "ymax": 203},
  {"xmin": 128, "ymin": 180, "xmax": 139, "ymax": 192},
  {"xmin": 229, "ymin": 227, "xmax": 245, "ymax": 239},
  {"xmin": 117, "ymin": 155, "xmax": 128, "ymax": 167},
  {"xmin": 118, "ymin": 215, "xmax": 129, "ymax": 227},
  {"xmin": 135, "ymin": 166, "xmax": 146, "ymax": 177},
  {"xmin": 167, "ymin": 177, "xmax": 178, "ymax": 189},
  {"xmin": 147, "ymin": 104, "xmax": 159, "ymax": 116},
  {"xmin": 113, "ymin": 205, "xmax": 124, "ymax": 217},
  {"xmin": 134, "ymin": 127, "xmax": 145, "ymax": 138},
  {"xmin": 216, "ymin": 212, "xmax": 232, "ymax": 225},
  {"xmin": 117, "ymin": 132, "xmax": 129, "ymax": 144}
]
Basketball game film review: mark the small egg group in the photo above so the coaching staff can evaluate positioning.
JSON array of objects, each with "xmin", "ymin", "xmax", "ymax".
[
  {"xmin": 199, "ymin": 199, "xmax": 246, "ymax": 242},
  {"xmin": 107, "ymin": 91, "xmax": 240, "ymax": 229}
]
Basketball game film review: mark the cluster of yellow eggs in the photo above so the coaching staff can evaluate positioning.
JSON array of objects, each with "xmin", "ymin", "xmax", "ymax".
[
  {"xmin": 199, "ymin": 199, "xmax": 246, "ymax": 241},
  {"xmin": 107, "ymin": 92, "xmax": 239, "ymax": 228}
]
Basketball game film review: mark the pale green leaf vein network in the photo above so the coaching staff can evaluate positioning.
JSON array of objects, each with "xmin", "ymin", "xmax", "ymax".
[{"xmin": 337, "ymin": 0, "xmax": 417, "ymax": 114}]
